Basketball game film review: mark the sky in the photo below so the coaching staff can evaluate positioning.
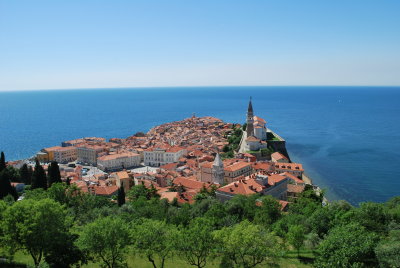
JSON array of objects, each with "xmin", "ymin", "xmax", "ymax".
[{"xmin": 0, "ymin": 0, "xmax": 400, "ymax": 91}]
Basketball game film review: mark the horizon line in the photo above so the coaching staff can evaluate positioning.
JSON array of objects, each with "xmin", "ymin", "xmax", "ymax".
[{"xmin": 1, "ymin": 84, "xmax": 400, "ymax": 93}]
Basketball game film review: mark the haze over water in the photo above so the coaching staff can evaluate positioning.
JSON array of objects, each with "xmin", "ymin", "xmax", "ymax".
[{"xmin": 0, "ymin": 86, "xmax": 399, "ymax": 205}]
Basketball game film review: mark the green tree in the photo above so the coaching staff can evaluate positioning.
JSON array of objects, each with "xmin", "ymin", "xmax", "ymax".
[
  {"xmin": 355, "ymin": 202, "xmax": 390, "ymax": 233},
  {"xmin": 117, "ymin": 183, "xmax": 125, "ymax": 207},
  {"xmin": 44, "ymin": 232, "xmax": 86, "ymax": 268},
  {"xmin": 132, "ymin": 219, "xmax": 176, "ymax": 268},
  {"xmin": 77, "ymin": 216, "xmax": 131, "ymax": 268},
  {"xmin": 31, "ymin": 159, "xmax": 47, "ymax": 190},
  {"xmin": 127, "ymin": 184, "xmax": 150, "ymax": 201},
  {"xmin": 1, "ymin": 198, "xmax": 71, "ymax": 267},
  {"xmin": 287, "ymin": 225, "xmax": 305, "ymax": 256},
  {"xmin": 222, "ymin": 145, "xmax": 230, "ymax": 153},
  {"xmin": 315, "ymin": 223, "xmax": 379, "ymax": 268},
  {"xmin": 47, "ymin": 161, "xmax": 61, "ymax": 187},
  {"xmin": 214, "ymin": 220, "xmax": 280, "ymax": 268},
  {"xmin": 0, "ymin": 168, "xmax": 18, "ymax": 200},
  {"xmin": 176, "ymin": 217, "xmax": 215, "ymax": 268},
  {"xmin": 375, "ymin": 230, "xmax": 400, "ymax": 268},
  {"xmin": 0, "ymin": 151, "xmax": 6, "ymax": 172},
  {"xmin": 225, "ymin": 194, "xmax": 259, "ymax": 221},
  {"xmin": 254, "ymin": 195, "xmax": 281, "ymax": 226},
  {"xmin": 19, "ymin": 163, "xmax": 32, "ymax": 185}
]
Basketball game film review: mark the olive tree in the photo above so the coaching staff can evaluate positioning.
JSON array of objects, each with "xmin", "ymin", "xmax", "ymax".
[
  {"xmin": 1, "ymin": 198, "xmax": 72, "ymax": 267},
  {"xmin": 77, "ymin": 216, "xmax": 131, "ymax": 268},
  {"xmin": 214, "ymin": 220, "xmax": 280, "ymax": 268}
]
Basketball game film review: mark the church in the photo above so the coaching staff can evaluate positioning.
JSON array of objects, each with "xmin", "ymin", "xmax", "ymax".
[{"xmin": 242, "ymin": 98, "xmax": 269, "ymax": 152}]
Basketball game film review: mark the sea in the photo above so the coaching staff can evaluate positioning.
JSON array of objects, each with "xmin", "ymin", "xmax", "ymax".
[{"xmin": 0, "ymin": 86, "xmax": 399, "ymax": 205}]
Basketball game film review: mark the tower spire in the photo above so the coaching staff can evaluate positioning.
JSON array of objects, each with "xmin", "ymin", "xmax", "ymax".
[
  {"xmin": 246, "ymin": 97, "xmax": 254, "ymax": 137},
  {"xmin": 248, "ymin": 97, "xmax": 253, "ymax": 113},
  {"xmin": 212, "ymin": 153, "xmax": 224, "ymax": 184}
]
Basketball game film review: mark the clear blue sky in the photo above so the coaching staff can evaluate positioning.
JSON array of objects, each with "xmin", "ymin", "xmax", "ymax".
[{"xmin": 1, "ymin": 0, "xmax": 399, "ymax": 91}]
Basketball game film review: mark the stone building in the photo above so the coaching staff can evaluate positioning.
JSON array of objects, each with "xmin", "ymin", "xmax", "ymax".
[{"xmin": 212, "ymin": 153, "xmax": 224, "ymax": 184}]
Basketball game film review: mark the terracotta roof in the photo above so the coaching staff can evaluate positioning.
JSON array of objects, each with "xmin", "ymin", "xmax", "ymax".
[
  {"xmin": 279, "ymin": 200, "xmax": 289, "ymax": 211},
  {"xmin": 173, "ymin": 176, "xmax": 211, "ymax": 191},
  {"xmin": 254, "ymin": 116, "xmax": 266, "ymax": 124},
  {"xmin": 287, "ymin": 184, "xmax": 305, "ymax": 193},
  {"xmin": 271, "ymin": 152, "xmax": 288, "ymax": 160},
  {"xmin": 246, "ymin": 136, "xmax": 260, "ymax": 142},
  {"xmin": 166, "ymin": 146, "xmax": 185, "ymax": 153},
  {"xmin": 44, "ymin": 146, "xmax": 63, "ymax": 152},
  {"xmin": 252, "ymin": 162, "xmax": 274, "ymax": 171},
  {"xmin": 265, "ymin": 174, "xmax": 287, "ymax": 186},
  {"xmin": 281, "ymin": 172, "xmax": 304, "ymax": 184},
  {"xmin": 217, "ymin": 178, "xmax": 265, "ymax": 195},
  {"xmin": 224, "ymin": 161, "xmax": 252, "ymax": 172},
  {"xmin": 93, "ymin": 185, "xmax": 118, "ymax": 196},
  {"xmin": 114, "ymin": 171, "xmax": 130, "ymax": 179},
  {"xmin": 160, "ymin": 163, "xmax": 178, "ymax": 170},
  {"xmin": 275, "ymin": 163, "xmax": 304, "ymax": 171},
  {"xmin": 201, "ymin": 161, "xmax": 213, "ymax": 169},
  {"xmin": 98, "ymin": 152, "xmax": 139, "ymax": 161}
]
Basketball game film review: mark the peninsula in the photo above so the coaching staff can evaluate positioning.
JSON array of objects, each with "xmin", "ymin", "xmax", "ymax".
[{"xmin": 6, "ymin": 98, "xmax": 314, "ymax": 207}]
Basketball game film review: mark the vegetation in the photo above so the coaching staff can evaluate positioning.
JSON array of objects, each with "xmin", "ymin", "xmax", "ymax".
[
  {"xmin": 221, "ymin": 126, "xmax": 243, "ymax": 159},
  {"xmin": 47, "ymin": 161, "xmax": 62, "ymax": 187},
  {"xmin": 0, "ymin": 151, "xmax": 399, "ymax": 267},
  {"xmin": 31, "ymin": 159, "xmax": 47, "ymax": 190},
  {"xmin": 267, "ymin": 132, "xmax": 281, "ymax": 141},
  {"xmin": 117, "ymin": 183, "xmax": 126, "ymax": 207}
]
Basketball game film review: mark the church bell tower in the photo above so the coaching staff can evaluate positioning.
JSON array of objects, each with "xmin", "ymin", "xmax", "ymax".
[
  {"xmin": 246, "ymin": 97, "xmax": 254, "ymax": 137},
  {"xmin": 212, "ymin": 153, "xmax": 224, "ymax": 185}
]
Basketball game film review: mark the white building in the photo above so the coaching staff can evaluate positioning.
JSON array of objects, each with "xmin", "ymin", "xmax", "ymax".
[
  {"xmin": 76, "ymin": 145, "xmax": 104, "ymax": 166},
  {"xmin": 144, "ymin": 146, "xmax": 187, "ymax": 167},
  {"xmin": 97, "ymin": 152, "xmax": 141, "ymax": 171},
  {"xmin": 243, "ymin": 98, "xmax": 268, "ymax": 152}
]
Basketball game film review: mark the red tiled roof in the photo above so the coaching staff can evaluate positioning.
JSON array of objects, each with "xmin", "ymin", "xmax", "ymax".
[
  {"xmin": 217, "ymin": 178, "xmax": 265, "ymax": 195},
  {"xmin": 281, "ymin": 172, "xmax": 304, "ymax": 184},
  {"xmin": 224, "ymin": 161, "xmax": 252, "ymax": 172},
  {"xmin": 287, "ymin": 184, "xmax": 305, "ymax": 193},
  {"xmin": 160, "ymin": 163, "xmax": 178, "ymax": 170},
  {"xmin": 173, "ymin": 176, "xmax": 211, "ymax": 191},
  {"xmin": 275, "ymin": 163, "xmax": 304, "ymax": 171},
  {"xmin": 93, "ymin": 185, "xmax": 118, "ymax": 196},
  {"xmin": 271, "ymin": 152, "xmax": 288, "ymax": 160}
]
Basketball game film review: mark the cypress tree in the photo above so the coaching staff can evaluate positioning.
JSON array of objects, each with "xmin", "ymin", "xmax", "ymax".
[
  {"xmin": 117, "ymin": 182, "xmax": 125, "ymax": 207},
  {"xmin": 0, "ymin": 151, "xmax": 6, "ymax": 172},
  {"xmin": 20, "ymin": 163, "xmax": 32, "ymax": 185},
  {"xmin": 47, "ymin": 161, "xmax": 62, "ymax": 187},
  {"xmin": 32, "ymin": 159, "xmax": 47, "ymax": 190},
  {"xmin": 0, "ymin": 169, "xmax": 18, "ymax": 200}
]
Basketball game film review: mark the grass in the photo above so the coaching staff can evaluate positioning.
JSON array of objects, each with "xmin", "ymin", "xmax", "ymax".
[{"xmin": 8, "ymin": 250, "xmax": 314, "ymax": 268}]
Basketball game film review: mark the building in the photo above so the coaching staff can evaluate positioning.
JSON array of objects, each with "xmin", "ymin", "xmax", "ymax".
[
  {"xmin": 37, "ymin": 146, "xmax": 63, "ymax": 162},
  {"xmin": 274, "ymin": 163, "xmax": 304, "ymax": 178},
  {"xmin": 110, "ymin": 171, "xmax": 132, "ymax": 192},
  {"xmin": 271, "ymin": 152, "xmax": 289, "ymax": 163},
  {"xmin": 144, "ymin": 146, "xmax": 187, "ymax": 167},
  {"xmin": 242, "ymin": 98, "xmax": 268, "ymax": 152},
  {"xmin": 53, "ymin": 146, "xmax": 77, "ymax": 163},
  {"xmin": 253, "ymin": 116, "xmax": 267, "ymax": 140},
  {"xmin": 97, "ymin": 152, "xmax": 141, "ymax": 171},
  {"xmin": 198, "ymin": 157, "xmax": 253, "ymax": 184},
  {"xmin": 76, "ymin": 145, "xmax": 104, "ymax": 166},
  {"xmin": 215, "ymin": 173, "xmax": 288, "ymax": 202},
  {"xmin": 212, "ymin": 153, "xmax": 224, "ymax": 184},
  {"xmin": 223, "ymin": 161, "xmax": 253, "ymax": 183}
]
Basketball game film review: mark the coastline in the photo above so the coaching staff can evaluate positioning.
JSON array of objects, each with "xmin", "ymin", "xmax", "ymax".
[{"xmin": 301, "ymin": 172, "xmax": 313, "ymax": 185}]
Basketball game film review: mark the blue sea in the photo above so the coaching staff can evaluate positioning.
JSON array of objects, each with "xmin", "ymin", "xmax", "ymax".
[{"xmin": 1, "ymin": 86, "xmax": 399, "ymax": 205}]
